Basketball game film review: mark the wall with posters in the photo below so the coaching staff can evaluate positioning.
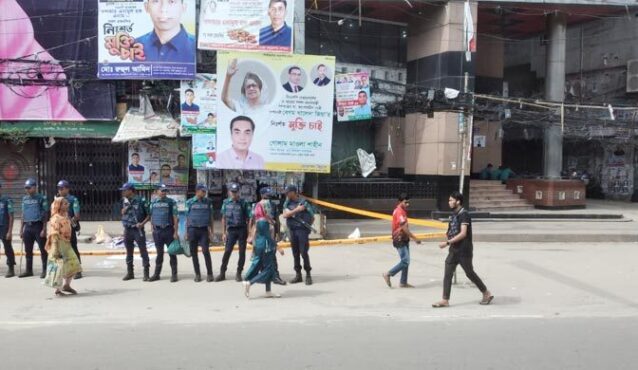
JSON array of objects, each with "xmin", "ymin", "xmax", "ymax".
[
  {"xmin": 198, "ymin": 0, "xmax": 294, "ymax": 53},
  {"xmin": 180, "ymin": 74, "xmax": 218, "ymax": 135},
  {"xmin": 335, "ymin": 72, "xmax": 372, "ymax": 122},
  {"xmin": 97, "ymin": 0, "xmax": 196, "ymax": 79},
  {"xmin": 1, "ymin": 0, "xmax": 116, "ymax": 120},
  {"xmin": 216, "ymin": 51, "xmax": 335, "ymax": 173},
  {"xmin": 127, "ymin": 139, "xmax": 190, "ymax": 189}
]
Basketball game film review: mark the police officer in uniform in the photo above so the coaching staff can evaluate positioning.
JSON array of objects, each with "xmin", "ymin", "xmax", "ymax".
[
  {"xmin": 283, "ymin": 185, "xmax": 315, "ymax": 285},
  {"xmin": 56, "ymin": 180, "xmax": 83, "ymax": 279},
  {"xmin": 120, "ymin": 182, "xmax": 151, "ymax": 281},
  {"xmin": 149, "ymin": 184, "xmax": 179, "ymax": 282},
  {"xmin": 19, "ymin": 178, "xmax": 49, "ymax": 278},
  {"xmin": 186, "ymin": 184, "xmax": 214, "ymax": 282},
  {"xmin": 216, "ymin": 183, "xmax": 251, "ymax": 282},
  {"xmin": 249, "ymin": 187, "xmax": 286, "ymax": 285},
  {"xmin": 0, "ymin": 182, "xmax": 16, "ymax": 278}
]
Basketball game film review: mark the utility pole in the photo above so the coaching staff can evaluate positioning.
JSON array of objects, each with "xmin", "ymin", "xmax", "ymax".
[{"xmin": 459, "ymin": 72, "xmax": 472, "ymax": 195}]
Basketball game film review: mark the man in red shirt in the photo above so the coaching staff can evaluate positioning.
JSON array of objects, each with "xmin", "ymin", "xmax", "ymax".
[{"xmin": 383, "ymin": 193, "xmax": 421, "ymax": 288}]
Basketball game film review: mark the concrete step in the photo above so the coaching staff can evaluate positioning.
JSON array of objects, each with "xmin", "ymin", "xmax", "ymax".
[
  {"xmin": 472, "ymin": 206, "xmax": 535, "ymax": 212},
  {"xmin": 470, "ymin": 190, "xmax": 519, "ymax": 198},
  {"xmin": 470, "ymin": 193, "xmax": 524, "ymax": 201}
]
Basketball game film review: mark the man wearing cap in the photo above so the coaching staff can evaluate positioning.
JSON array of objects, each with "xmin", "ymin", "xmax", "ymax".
[
  {"xmin": 283, "ymin": 185, "xmax": 315, "ymax": 285},
  {"xmin": 0, "ymin": 183, "xmax": 16, "ymax": 278},
  {"xmin": 149, "ymin": 184, "xmax": 179, "ymax": 282},
  {"xmin": 186, "ymin": 184, "xmax": 215, "ymax": 282},
  {"xmin": 19, "ymin": 178, "xmax": 49, "ymax": 278},
  {"xmin": 249, "ymin": 187, "xmax": 286, "ymax": 285},
  {"xmin": 120, "ymin": 182, "xmax": 151, "ymax": 281},
  {"xmin": 216, "ymin": 183, "xmax": 251, "ymax": 282},
  {"xmin": 56, "ymin": 180, "xmax": 83, "ymax": 279}
]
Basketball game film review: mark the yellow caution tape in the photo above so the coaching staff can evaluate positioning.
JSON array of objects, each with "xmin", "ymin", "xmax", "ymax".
[
  {"xmin": 305, "ymin": 197, "xmax": 448, "ymax": 229},
  {"xmin": 7, "ymin": 231, "xmax": 446, "ymax": 257}
]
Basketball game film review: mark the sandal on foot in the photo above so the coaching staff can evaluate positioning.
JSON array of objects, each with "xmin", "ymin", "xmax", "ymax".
[
  {"xmin": 264, "ymin": 292, "xmax": 281, "ymax": 298},
  {"xmin": 62, "ymin": 286, "xmax": 78, "ymax": 295},
  {"xmin": 480, "ymin": 296, "xmax": 494, "ymax": 305},
  {"xmin": 432, "ymin": 302, "xmax": 449, "ymax": 308},
  {"xmin": 54, "ymin": 290, "xmax": 66, "ymax": 297},
  {"xmin": 382, "ymin": 273, "xmax": 392, "ymax": 288}
]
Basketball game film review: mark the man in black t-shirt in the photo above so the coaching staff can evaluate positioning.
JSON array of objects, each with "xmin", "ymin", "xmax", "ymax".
[{"xmin": 433, "ymin": 191, "xmax": 493, "ymax": 308}]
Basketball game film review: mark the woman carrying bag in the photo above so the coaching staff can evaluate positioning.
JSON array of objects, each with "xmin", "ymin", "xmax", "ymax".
[{"xmin": 44, "ymin": 197, "xmax": 82, "ymax": 297}]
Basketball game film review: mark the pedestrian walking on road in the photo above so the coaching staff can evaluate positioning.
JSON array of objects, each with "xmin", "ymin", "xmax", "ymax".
[
  {"xmin": 119, "ymin": 182, "xmax": 151, "ymax": 281},
  {"xmin": 45, "ymin": 197, "xmax": 82, "ymax": 297},
  {"xmin": 383, "ymin": 193, "xmax": 421, "ymax": 288},
  {"xmin": 433, "ymin": 191, "xmax": 493, "ymax": 308},
  {"xmin": 283, "ymin": 184, "xmax": 315, "ymax": 285},
  {"xmin": 186, "ymin": 184, "xmax": 215, "ymax": 282},
  {"xmin": 216, "ymin": 183, "xmax": 251, "ymax": 282},
  {"xmin": 56, "ymin": 180, "xmax": 83, "ymax": 279},
  {"xmin": 243, "ymin": 187, "xmax": 285, "ymax": 298},
  {"xmin": 149, "ymin": 184, "xmax": 179, "ymax": 282},
  {"xmin": 20, "ymin": 178, "xmax": 49, "ymax": 278},
  {"xmin": 0, "ymin": 182, "xmax": 16, "ymax": 278}
]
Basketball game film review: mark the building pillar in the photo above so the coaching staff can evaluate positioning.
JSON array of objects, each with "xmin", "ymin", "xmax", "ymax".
[{"xmin": 543, "ymin": 12, "xmax": 566, "ymax": 179}]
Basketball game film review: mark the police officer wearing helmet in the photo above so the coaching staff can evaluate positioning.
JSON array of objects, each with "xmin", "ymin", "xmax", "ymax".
[
  {"xmin": 216, "ymin": 183, "xmax": 251, "ymax": 282},
  {"xmin": 56, "ymin": 180, "xmax": 83, "ymax": 279},
  {"xmin": 249, "ymin": 186, "xmax": 286, "ymax": 285},
  {"xmin": 120, "ymin": 182, "xmax": 151, "ymax": 281},
  {"xmin": 19, "ymin": 178, "xmax": 49, "ymax": 278},
  {"xmin": 149, "ymin": 184, "xmax": 179, "ymax": 282},
  {"xmin": 283, "ymin": 184, "xmax": 315, "ymax": 285},
  {"xmin": 186, "ymin": 184, "xmax": 215, "ymax": 282},
  {"xmin": 0, "ymin": 182, "xmax": 16, "ymax": 278}
]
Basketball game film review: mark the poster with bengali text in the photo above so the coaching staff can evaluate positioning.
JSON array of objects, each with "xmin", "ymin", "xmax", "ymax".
[
  {"xmin": 198, "ymin": 0, "xmax": 294, "ymax": 53},
  {"xmin": 335, "ymin": 72, "xmax": 372, "ymax": 122},
  {"xmin": 127, "ymin": 139, "xmax": 190, "ymax": 190},
  {"xmin": 216, "ymin": 51, "xmax": 335, "ymax": 173},
  {"xmin": 192, "ymin": 133, "xmax": 217, "ymax": 170},
  {"xmin": 180, "ymin": 74, "xmax": 217, "ymax": 135},
  {"xmin": 98, "ymin": 0, "xmax": 196, "ymax": 79}
]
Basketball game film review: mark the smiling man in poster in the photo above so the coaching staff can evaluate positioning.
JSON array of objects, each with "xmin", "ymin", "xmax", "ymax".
[{"xmin": 136, "ymin": 0, "xmax": 196, "ymax": 63}]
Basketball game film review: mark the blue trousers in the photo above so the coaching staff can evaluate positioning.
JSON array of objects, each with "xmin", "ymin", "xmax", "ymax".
[{"xmin": 388, "ymin": 244, "xmax": 410, "ymax": 285}]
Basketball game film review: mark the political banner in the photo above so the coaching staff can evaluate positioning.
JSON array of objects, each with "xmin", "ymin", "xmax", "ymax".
[
  {"xmin": 97, "ymin": 0, "xmax": 196, "ymax": 80},
  {"xmin": 1, "ymin": 0, "xmax": 116, "ymax": 120},
  {"xmin": 217, "ymin": 51, "xmax": 335, "ymax": 173},
  {"xmin": 198, "ymin": 0, "xmax": 294, "ymax": 53},
  {"xmin": 127, "ymin": 139, "xmax": 190, "ymax": 189},
  {"xmin": 180, "ymin": 74, "xmax": 217, "ymax": 135},
  {"xmin": 192, "ymin": 133, "xmax": 217, "ymax": 170},
  {"xmin": 335, "ymin": 72, "xmax": 372, "ymax": 122}
]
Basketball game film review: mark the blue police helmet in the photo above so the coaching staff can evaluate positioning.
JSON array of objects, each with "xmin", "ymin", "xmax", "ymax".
[
  {"xmin": 157, "ymin": 184, "xmax": 169, "ymax": 192},
  {"xmin": 260, "ymin": 187, "xmax": 272, "ymax": 197},
  {"xmin": 119, "ymin": 182, "xmax": 135, "ymax": 191},
  {"xmin": 195, "ymin": 183, "xmax": 208, "ymax": 192},
  {"xmin": 57, "ymin": 180, "xmax": 70, "ymax": 189},
  {"xmin": 229, "ymin": 183, "xmax": 240, "ymax": 193},
  {"xmin": 285, "ymin": 184, "xmax": 298, "ymax": 193},
  {"xmin": 24, "ymin": 178, "xmax": 37, "ymax": 188}
]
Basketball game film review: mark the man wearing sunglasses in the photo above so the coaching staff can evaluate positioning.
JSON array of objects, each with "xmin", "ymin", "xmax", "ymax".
[{"xmin": 383, "ymin": 193, "xmax": 421, "ymax": 288}]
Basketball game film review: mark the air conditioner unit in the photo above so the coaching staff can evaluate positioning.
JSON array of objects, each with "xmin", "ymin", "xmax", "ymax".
[{"xmin": 626, "ymin": 59, "xmax": 638, "ymax": 92}]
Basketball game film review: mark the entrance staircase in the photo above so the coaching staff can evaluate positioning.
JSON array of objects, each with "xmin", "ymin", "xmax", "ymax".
[{"xmin": 469, "ymin": 180, "xmax": 534, "ymax": 211}]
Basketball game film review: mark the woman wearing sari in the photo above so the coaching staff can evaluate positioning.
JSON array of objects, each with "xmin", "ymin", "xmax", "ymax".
[
  {"xmin": 243, "ymin": 187, "xmax": 284, "ymax": 299},
  {"xmin": 45, "ymin": 197, "xmax": 82, "ymax": 296}
]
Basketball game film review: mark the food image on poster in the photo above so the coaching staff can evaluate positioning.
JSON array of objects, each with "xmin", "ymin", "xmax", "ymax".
[
  {"xmin": 216, "ymin": 51, "xmax": 335, "ymax": 173},
  {"xmin": 335, "ymin": 72, "xmax": 372, "ymax": 122},
  {"xmin": 181, "ymin": 74, "xmax": 218, "ymax": 135},
  {"xmin": 127, "ymin": 139, "xmax": 190, "ymax": 189},
  {"xmin": 192, "ymin": 133, "xmax": 217, "ymax": 169},
  {"xmin": 98, "ymin": 0, "xmax": 196, "ymax": 79},
  {"xmin": 198, "ymin": 0, "xmax": 294, "ymax": 53}
]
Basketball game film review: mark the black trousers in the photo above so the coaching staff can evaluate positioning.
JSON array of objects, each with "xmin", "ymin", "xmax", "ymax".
[
  {"xmin": 188, "ymin": 226, "xmax": 212, "ymax": 276},
  {"xmin": 0, "ymin": 226, "xmax": 15, "ymax": 266},
  {"xmin": 290, "ymin": 228, "xmax": 311, "ymax": 273},
  {"xmin": 152, "ymin": 226, "xmax": 177, "ymax": 273},
  {"xmin": 70, "ymin": 226, "xmax": 80, "ymax": 263},
  {"xmin": 124, "ymin": 227, "xmax": 150, "ymax": 268},
  {"xmin": 443, "ymin": 251, "xmax": 487, "ymax": 300},
  {"xmin": 220, "ymin": 226, "xmax": 248, "ymax": 273},
  {"xmin": 23, "ymin": 222, "xmax": 47, "ymax": 272}
]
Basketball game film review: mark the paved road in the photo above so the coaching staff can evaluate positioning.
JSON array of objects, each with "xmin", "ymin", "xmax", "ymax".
[{"xmin": 1, "ymin": 241, "xmax": 637, "ymax": 369}]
